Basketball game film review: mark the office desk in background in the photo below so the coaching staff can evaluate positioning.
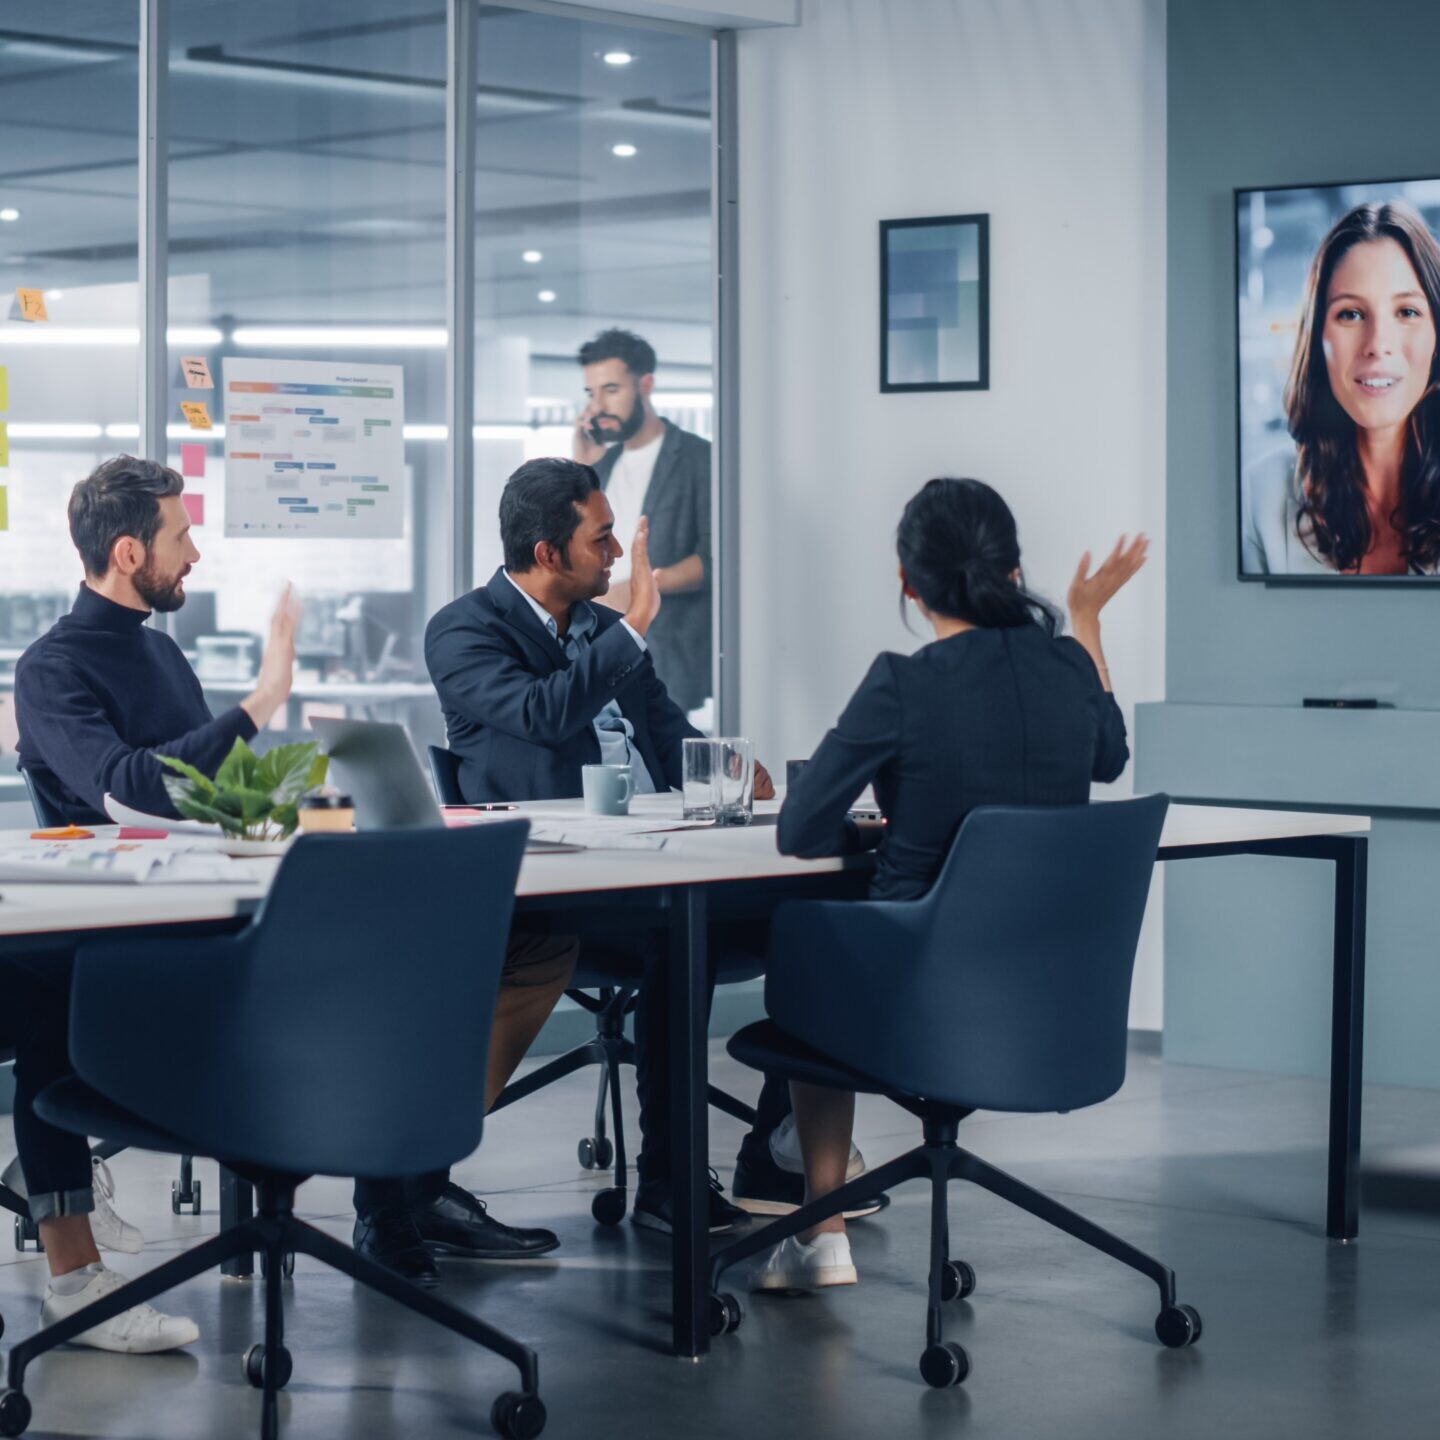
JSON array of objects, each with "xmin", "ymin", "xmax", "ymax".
[{"xmin": 0, "ymin": 798, "xmax": 1371, "ymax": 1361}]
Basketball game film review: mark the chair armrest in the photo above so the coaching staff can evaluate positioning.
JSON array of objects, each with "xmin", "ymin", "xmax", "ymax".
[
  {"xmin": 70, "ymin": 929, "xmax": 255, "ymax": 1139},
  {"xmin": 765, "ymin": 899, "xmax": 932, "ymax": 1083}
]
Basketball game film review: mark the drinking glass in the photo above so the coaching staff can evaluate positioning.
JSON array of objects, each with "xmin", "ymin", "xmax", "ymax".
[{"xmin": 683, "ymin": 737, "xmax": 755, "ymax": 825}]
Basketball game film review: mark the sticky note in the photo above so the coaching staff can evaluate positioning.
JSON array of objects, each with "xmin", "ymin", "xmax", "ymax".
[
  {"xmin": 180, "ymin": 356, "xmax": 213, "ymax": 389},
  {"xmin": 0, "ymin": 487, "xmax": 7, "ymax": 531},
  {"xmin": 0, "ymin": 365, "xmax": 8, "ymax": 412},
  {"xmin": 181, "ymin": 442, "xmax": 206, "ymax": 477},
  {"xmin": 15, "ymin": 288, "xmax": 47, "ymax": 322},
  {"xmin": 0, "ymin": 421, "xmax": 7, "ymax": 468},
  {"xmin": 181, "ymin": 492, "xmax": 204, "ymax": 526},
  {"xmin": 179, "ymin": 401, "xmax": 212, "ymax": 430}
]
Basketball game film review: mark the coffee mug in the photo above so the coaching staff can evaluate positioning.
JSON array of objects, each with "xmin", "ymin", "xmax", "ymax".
[{"xmin": 582, "ymin": 764, "xmax": 633, "ymax": 816}]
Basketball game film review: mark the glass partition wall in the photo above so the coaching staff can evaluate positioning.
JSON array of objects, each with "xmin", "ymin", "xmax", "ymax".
[{"xmin": 0, "ymin": 1, "xmax": 729, "ymax": 782}]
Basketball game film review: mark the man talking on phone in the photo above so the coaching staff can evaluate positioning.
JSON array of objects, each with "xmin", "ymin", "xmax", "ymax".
[{"xmin": 573, "ymin": 328, "xmax": 712, "ymax": 719}]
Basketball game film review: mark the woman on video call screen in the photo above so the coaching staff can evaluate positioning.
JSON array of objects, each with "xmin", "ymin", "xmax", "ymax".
[{"xmin": 1239, "ymin": 186, "xmax": 1440, "ymax": 577}]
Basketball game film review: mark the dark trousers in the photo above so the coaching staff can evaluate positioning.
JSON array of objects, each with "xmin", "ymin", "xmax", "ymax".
[
  {"xmin": 2, "ymin": 956, "xmax": 94, "ymax": 1218},
  {"xmin": 353, "ymin": 1171, "xmax": 448, "ymax": 1215}
]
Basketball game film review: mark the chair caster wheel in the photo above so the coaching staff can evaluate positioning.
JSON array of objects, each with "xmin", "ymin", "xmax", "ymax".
[
  {"xmin": 260, "ymin": 1250, "xmax": 296, "ymax": 1280},
  {"xmin": 578, "ymin": 1137, "xmax": 614, "ymax": 1171},
  {"xmin": 591, "ymin": 1188, "xmax": 627, "ymax": 1226},
  {"xmin": 12, "ymin": 1217, "xmax": 24, "ymax": 1252},
  {"xmin": 708, "ymin": 1292, "xmax": 744, "ymax": 1337},
  {"xmin": 171, "ymin": 1179, "xmax": 202, "ymax": 1216},
  {"xmin": 491, "ymin": 1390, "xmax": 546, "ymax": 1440},
  {"xmin": 1155, "ymin": 1303, "xmax": 1202, "ymax": 1348},
  {"xmin": 244, "ymin": 1343, "xmax": 293, "ymax": 1391},
  {"xmin": 940, "ymin": 1260, "xmax": 976, "ymax": 1302},
  {"xmin": 919, "ymin": 1340, "xmax": 969, "ymax": 1388},
  {"xmin": 0, "ymin": 1311, "xmax": 5, "ymax": 1340},
  {"xmin": 0, "ymin": 1389, "xmax": 31, "ymax": 1437}
]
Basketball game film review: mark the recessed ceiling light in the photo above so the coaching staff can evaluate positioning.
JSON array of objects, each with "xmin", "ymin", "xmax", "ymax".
[
  {"xmin": 603, "ymin": 51, "xmax": 633, "ymax": 66},
  {"xmin": 537, "ymin": 290, "xmax": 557, "ymax": 304},
  {"xmin": 522, "ymin": 250, "xmax": 543, "ymax": 264},
  {"xmin": 44, "ymin": 289, "xmax": 62, "ymax": 300},
  {"xmin": 611, "ymin": 143, "xmax": 637, "ymax": 158},
  {"xmin": 0, "ymin": 209, "xmax": 19, "ymax": 223}
]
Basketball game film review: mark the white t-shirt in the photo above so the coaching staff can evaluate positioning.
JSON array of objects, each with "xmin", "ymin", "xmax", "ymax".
[{"xmin": 604, "ymin": 431, "xmax": 663, "ymax": 582}]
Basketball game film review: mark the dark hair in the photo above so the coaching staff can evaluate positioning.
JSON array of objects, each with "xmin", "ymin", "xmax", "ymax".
[
  {"xmin": 577, "ymin": 327, "xmax": 656, "ymax": 377},
  {"xmin": 499, "ymin": 457, "xmax": 601, "ymax": 572},
  {"xmin": 68, "ymin": 454, "xmax": 184, "ymax": 577},
  {"xmin": 896, "ymin": 478, "xmax": 1060, "ymax": 634},
  {"xmin": 1285, "ymin": 200, "xmax": 1440, "ymax": 572}
]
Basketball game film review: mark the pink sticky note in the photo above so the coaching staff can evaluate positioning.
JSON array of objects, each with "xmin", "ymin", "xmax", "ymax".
[
  {"xmin": 181, "ymin": 443, "xmax": 206, "ymax": 478},
  {"xmin": 181, "ymin": 492, "xmax": 205, "ymax": 526}
]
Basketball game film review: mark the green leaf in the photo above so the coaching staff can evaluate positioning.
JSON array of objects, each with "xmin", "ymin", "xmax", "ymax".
[
  {"xmin": 171, "ymin": 794, "xmax": 243, "ymax": 835},
  {"xmin": 157, "ymin": 755, "xmax": 216, "ymax": 797},
  {"xmin": 305, "ymin": 753, "xmax": 329, "ymax": 790},
  {"xmin": 271, "ymin": 802, "xmax": 299, "ymax": 838},
  {"xmin": 215, "ymin": 738, "xmax": 257, "ymax": 791},
  {"xmin": 255, "ymin": 742, "xmax": 323, "ymax": 804}
]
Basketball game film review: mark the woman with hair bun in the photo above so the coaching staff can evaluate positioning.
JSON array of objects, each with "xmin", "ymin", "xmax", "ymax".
[{"xmin": 753, "ymin": 477, "xmax": 1146, "ymax": 1293}]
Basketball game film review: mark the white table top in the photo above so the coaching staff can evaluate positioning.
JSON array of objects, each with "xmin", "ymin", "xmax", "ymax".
[{"xmin": 0, "ymin": 799, "xmax": 1369, "ymax": 941}]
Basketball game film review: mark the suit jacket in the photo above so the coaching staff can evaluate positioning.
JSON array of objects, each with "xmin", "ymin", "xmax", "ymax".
[
  {"xmin": 424, "ymin": 568, "xmax": 702, "ymax": 803},
  {"xmin": 594, "ymin": 418, "xmax": 712, "ymax": 712},
  {"xmin": 778, "ymin": 624, "xmax": 1130, "ymax": 902}
]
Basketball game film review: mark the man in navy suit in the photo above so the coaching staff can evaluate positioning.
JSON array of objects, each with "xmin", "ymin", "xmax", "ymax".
[{"xmin": 426, "ymin": 457, "xmax": 775, "ymax": 1232}]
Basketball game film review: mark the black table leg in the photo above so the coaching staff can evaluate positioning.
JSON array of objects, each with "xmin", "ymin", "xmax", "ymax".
[
  {"xmin": 669, "ymin": 885, "xmax": 709, "ymax": 1358},
  {"xmin": 220, "ymin": 1166, "xmax": 254, "ymax": 1278},
  {"xmin": 1327, "ymin": 836, "xmax": 1367, "ymax": 1241}
]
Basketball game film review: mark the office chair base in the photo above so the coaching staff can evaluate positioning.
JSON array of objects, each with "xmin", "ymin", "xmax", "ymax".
[
  {"xmin": 1, "ymin": 1179, "xmax": 544, "ymax": 1439},
  {"xmin": 707, "ymin": 1119, "xmax": 1200, "ymax": 1384}
]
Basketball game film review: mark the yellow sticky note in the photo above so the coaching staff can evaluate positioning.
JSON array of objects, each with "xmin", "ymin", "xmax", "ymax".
[
  {"xmin": 179, "ymin": 400, "xmax": 212, "ymax": 431},
  {"xmin": 0, "ymin": 487, "xmax": 8, "ymax": 531},
  {"xmin": 0, "ymin": 365, "xmax": 8, "ymax": 411},
  {"xmin": 15, "ymin": 288, "xmax": 48, "ymax": 323},
  {"xmin": 0, "ymin": 421, "xmax": 7, "ymax": 468},
  {"xmin": 180, "ymin": 356, "xmax": 213, "ymax": 389}
]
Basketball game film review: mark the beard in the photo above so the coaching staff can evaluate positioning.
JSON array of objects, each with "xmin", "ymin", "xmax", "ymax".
[
  {"xmin": 134, "ymin": 558, "xmax": 188, "ymax": 613},
  {"xmin": 593, "ymin": 393, "xmax": 646, "ymax": 445}
]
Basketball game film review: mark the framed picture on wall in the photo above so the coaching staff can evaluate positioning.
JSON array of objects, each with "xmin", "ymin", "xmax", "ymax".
[{"xmin": 880, "ymin": 213, "xmax": 990, "ymax": 393}]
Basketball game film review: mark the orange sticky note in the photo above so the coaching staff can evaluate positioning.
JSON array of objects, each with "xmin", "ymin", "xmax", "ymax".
[
  {"xmin": 179, "ymin": 400, "xmax": 212, "ymax": 430},
  {"xmin": 181, "ymin": 442, "xmax": 206, "ymax": 477},
  {"xmin": 181, "ymin": 356, "xmax": 213, "ymax": 389},
  {"xmin": 0, "ymin": 486, "xmax": 7, "ymax": 531},
  {"xmin": 15, "ymin": 288, "xmax": 47, "ymax": 322},
  {"xmin": 181, "ymin": 492, "xmax": 204, "ymax": 526}
]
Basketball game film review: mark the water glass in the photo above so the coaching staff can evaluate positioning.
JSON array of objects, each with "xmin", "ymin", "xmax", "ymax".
[{"xmin": 682, "ymin": 737, "xmax": 755, "ymax": 825}]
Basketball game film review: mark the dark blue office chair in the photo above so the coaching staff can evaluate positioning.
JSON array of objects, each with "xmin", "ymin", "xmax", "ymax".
[
  {"xmin": 0, "ymin": 824, "xmax": 547, "ymax": 1440},
  {"xmin": 705, "ymin": 796, "xmax": 1199, "ymax": 1388},
  {"xmin": 427, "ymin": 745, "xmax": 760, "ymax": 1226},
  {"xmin": 0, "ymin": 1045, "xmax": 14, "ymax": 1340}
]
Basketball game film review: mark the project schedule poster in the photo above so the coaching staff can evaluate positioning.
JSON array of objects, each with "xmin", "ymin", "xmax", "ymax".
[{"xmin": 222, "ymin": 357, "xmax": 405, "ymax": 539}]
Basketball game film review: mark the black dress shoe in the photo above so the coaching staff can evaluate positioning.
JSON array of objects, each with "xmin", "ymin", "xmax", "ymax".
[
  {"xmin": 414, "ymin": 1181, "xmax": 560, "ymax": 1259},
  {"xmin": 631, "ymin": 1171, "xmax": 749, "ymax": 1235},
  {"xmin": 353, "ymin": 1205, "xmax": 440, "ymax": 1289}
]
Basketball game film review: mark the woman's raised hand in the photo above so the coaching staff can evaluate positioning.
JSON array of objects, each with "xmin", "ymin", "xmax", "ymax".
[{"xmin": 1067, "ymin": 534, "xmax": 1148, "ymax": 627}]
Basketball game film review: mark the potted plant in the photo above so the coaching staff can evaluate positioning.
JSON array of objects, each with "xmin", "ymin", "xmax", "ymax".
[{"xmin": 159, "ymin": 738, "xmax": 329, "ymax": 842}]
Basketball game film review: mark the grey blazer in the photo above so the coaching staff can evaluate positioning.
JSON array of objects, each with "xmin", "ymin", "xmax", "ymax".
[{"xmin": 594, "ymin": 418, "xmax": 713, "ymax": 712}]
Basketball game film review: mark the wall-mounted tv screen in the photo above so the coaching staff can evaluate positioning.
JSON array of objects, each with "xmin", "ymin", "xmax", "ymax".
[{"xmin": 1237, "ymin": 176, "xmax": 1440, "ymax": 581}]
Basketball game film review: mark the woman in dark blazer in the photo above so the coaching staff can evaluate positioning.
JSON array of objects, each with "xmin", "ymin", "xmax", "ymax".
[{"xmin": 755, "ymin": 477, "xmax": 1147, "ymax": 1292}]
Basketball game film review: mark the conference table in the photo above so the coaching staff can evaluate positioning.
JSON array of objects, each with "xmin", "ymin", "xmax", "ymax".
[{"xmin": 0, "ymin": 798, "xmax": 1370, "ymax": 1360}]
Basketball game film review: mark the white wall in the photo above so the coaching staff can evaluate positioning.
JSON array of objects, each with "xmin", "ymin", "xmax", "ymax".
[{"xmin": 734, "ymin": 0, "xmax": 1169, "ymax": 1027}]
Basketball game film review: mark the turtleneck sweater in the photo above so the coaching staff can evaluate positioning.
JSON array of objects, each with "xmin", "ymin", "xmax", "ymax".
[{"xmin": 15, "ymin": 584, "xmax": 257, "ymax": 823}]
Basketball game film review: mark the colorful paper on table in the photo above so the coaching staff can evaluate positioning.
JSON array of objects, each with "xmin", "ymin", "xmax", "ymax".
[
  {"xmin": 181, "ymin": 492, "xmax": 204, "ymax": 526},
  {"xmin": 15, "ymin": 288, "xmax": 47, "ymax": 322},
  {"xmin": 0, "ymin": 486, "xmax": 8, "ymax": 532},
  {"xmin": 0, "ymin": 365, "xmax": 8, "ymax": 411},
  {"xmin": 179, "ymin": 400, "xmax": 212, "ymax": 430},
  {"xmin": 181, "ymin": 442, "xmax": 206, "ymax": 477},
  {"xmin": 180, "ymin": 356, "xmax": 213, "ymax": 389},
  {"xmin": 0, "ymin": 422, "xmax": 7, "ymax": 468}
]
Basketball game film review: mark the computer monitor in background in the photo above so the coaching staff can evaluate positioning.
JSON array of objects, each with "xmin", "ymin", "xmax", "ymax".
[{"xmin": 168, "ymin": 591, "xmax": 218, "ymax": 653}]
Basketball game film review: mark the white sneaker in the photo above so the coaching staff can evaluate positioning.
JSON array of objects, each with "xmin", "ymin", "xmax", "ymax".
[
  {"xmin": 769, "ymin": 1114, "xmax": 866, "ymax": 1181},
  {"xmin": 41, "ymin": 1264, "xmax": 200, "ymax": 1354},
  {"xmin": 89, "ymin": 1158, "xmax": 144, "ymax": 1255},
  {"xmin": 752, "ymin": 1231, "xmax": 858, "ymax": 1292}
]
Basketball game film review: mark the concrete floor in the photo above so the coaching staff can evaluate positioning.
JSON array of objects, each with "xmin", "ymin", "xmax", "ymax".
[{"xmin": 3, "ymin": 1040, "xmax": 1440, "ymax": 1440}]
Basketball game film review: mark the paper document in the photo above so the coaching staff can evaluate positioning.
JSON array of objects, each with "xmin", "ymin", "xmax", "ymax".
[
  {"xmin": 104, "ymin": 794, "xmax": 221, "ymax": 836},
  {"xmin": 0, "ymin": 843, "xmax": 245, "ymax": 885}
]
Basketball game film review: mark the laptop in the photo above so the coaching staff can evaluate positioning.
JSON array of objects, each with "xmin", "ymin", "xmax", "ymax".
[{"xmin": 307, "ymin": 718, "xmax": 573, "ymax": 851}]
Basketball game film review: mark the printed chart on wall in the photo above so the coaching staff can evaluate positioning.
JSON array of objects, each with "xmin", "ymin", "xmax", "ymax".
[{"xmin": 222, "ymin": 358, "xmax": 404, "ymax": 538}]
